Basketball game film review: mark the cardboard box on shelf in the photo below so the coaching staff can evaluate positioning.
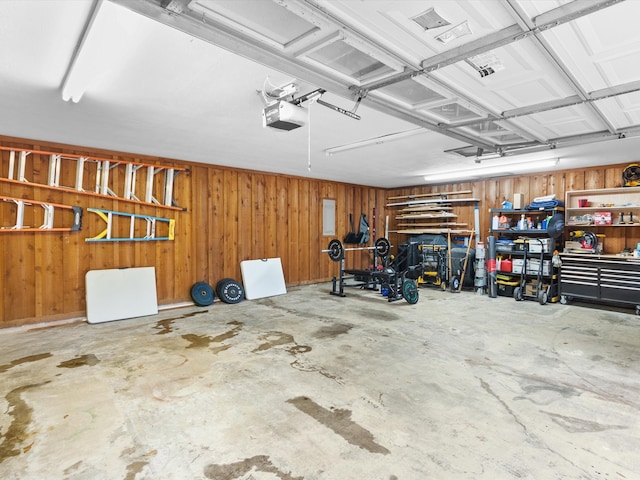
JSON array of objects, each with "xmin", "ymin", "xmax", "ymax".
[
  {"xmin": 594, "ymin": 211, "xmax": 612, "ymax": 225},
  {"xmin": 512, "ymin": 258, "xmax": 524, "ymax": 274},
  {"xmin": 525, "ymin": 280, "xmax": 540, "ymax": 296},
  {"xmin": 513, "ymin": 193, "xmax": 524, "ymax": 210},
  {"xmin": 527, "ymin": 238, "xmax": 552, "ymax": 253},
  {"xmin": 527, "ymin": 259, "xmax": 551, "ymax": 276}
]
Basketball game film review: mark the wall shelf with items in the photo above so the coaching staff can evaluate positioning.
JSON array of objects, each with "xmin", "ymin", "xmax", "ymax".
[
  {"xmin": 564, "ymin": 186, "xmax": 640, "ymax": 255},
  {"xmin": 489, "ymin": 208, "xmax": 564, "ymax": 244},
  {"xmin": 565, "ymin": 186, "xmax": 640, "ymax": 227}
]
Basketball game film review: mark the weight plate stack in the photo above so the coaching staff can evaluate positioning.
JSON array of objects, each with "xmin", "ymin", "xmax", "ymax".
[
  {"xmin": 191, "ymin": 281, "xmax": 215, "ymax": 306},
  {"xmin": 216, "ymin": 278, "xmax": 245, "ymax": 304}
]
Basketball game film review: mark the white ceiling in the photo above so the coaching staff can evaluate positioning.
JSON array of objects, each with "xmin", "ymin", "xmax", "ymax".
[{"xmin": 2, "ymin": 0, "xmax": 640, "ymax": 188}]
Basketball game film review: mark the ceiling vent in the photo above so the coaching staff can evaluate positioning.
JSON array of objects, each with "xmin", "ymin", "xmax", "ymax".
[
  {"xmin": 434, "ymin": 21, "xmax": 472, "ymax": 44},
  {"xmin": 410, "ymin": 8, "xmax": 450, "ymax": 30},
  {"xmin": 467, "ymin": 53, "xmax": 504, "ymax": 78}
]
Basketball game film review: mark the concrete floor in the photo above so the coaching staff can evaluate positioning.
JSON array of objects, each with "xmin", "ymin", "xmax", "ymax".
[{"xmin": 0, "ymin": 283, "xmax": 639, "ymax": 480}]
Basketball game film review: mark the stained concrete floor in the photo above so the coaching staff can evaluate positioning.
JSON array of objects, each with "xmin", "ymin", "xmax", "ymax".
[{"xmin": 0, "ymin": 283, "xmax": 639, "ymax": 480}]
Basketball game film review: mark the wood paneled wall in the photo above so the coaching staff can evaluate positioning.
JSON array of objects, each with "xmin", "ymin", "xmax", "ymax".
[
  {"xmin": 1, "ymin": 135, "xmax": 638, "ymax": 328},
  {"xmin": 386, "ymin": 165, "xmax": 640, "ymax": 256},
  {"xmin": 0, "ymin": 136, "xmax": 386, "ymax": 327}
]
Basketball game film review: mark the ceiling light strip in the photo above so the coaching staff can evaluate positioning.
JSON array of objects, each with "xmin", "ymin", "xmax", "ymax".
[
  {"xmin": 325, "ymin": 128, "xmax": 428, "ymax": 155},
  {"xmin": 424, "ymin": 159, "xmax": 559, "ymax": 183}
]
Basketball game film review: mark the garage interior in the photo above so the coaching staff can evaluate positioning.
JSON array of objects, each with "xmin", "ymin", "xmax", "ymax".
[{"xmin": 1, "ymin": 1, "xmax": 639, "ymax": 479}]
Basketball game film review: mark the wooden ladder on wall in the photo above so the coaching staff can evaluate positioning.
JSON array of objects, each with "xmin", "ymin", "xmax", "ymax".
[{"xmin": 0, "ymin": 146, "xmax": 188, "ymax": 211}]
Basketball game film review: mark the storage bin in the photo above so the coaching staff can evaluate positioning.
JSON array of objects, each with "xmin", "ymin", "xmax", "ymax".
[
  {"xmin": 527, "ymin": 259, "xmax": 551, "ymax": 276},
  {"xmin": 527, "ymin": 238, "xmax": 552, "ymax": 253},
  {"xmin": 497, "ymin": 279, "xmax": 520, "ymax": 296},
  {"xmin": 512, "ymin": 259, "xmax": 524, "ymax": 274}
]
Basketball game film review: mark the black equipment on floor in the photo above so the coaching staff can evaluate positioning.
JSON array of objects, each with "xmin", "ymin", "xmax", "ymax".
[{"xmin": 325, "ymin": 238, "xmax": 418, "ymax": 304}]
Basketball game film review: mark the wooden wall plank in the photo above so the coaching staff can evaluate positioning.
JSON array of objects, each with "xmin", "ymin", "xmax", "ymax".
[
  {"xmin": 287, "ymin": 178, "xmax": 300, "ymax": 284},
  {"xmin": 191, "ymin": 165, "xmax": 211, "ymax": 284},
  {"xmin": 265, "ymin": 175, "xmax": 278, "ymax": 259},
  {"xmin": 275, "ymin": 175, "xmax": 289, "ymax": 280},
  {"xmin": 210, "ymin": 168, "xmax": 225, "ymax": 281}
]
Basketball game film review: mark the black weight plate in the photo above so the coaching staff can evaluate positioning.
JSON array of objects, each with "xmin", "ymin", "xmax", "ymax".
[
  {"xmin": 546, "ymin": 214, "xmax": 565, "ymax": 239},
  {"xmin": 375, "ymin": 237, "xmax": 390, "ymax": 257},
  {"xmin": 327, "ymin": 239, "xmax": 344, "ymax": 262},
  {"xmin": 191, "ymin": 281, "xmax": 215, "ymax": 306},
  {"xmin": 402, "ymin": 279, "xmax": 419, "ymax": 304},
  {"xmin": 216, "ymin": 278, "xmax": 245, "ymax": 304}
]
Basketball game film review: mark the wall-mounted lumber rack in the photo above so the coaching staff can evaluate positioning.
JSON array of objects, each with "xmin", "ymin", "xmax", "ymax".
[
  {"xmin": 0, "ymin": 146, "xmax": 188, "ymax": 211},
  {"xmin": 1, "ymin": 195, "xmax": 83, "ymax": 232},
  {"xmin": 387, "ymin": 193, "xmax": 480, "ymax": 238}
]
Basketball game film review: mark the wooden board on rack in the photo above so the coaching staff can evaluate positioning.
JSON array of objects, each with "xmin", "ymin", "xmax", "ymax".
[
  {"xmin": 387, "ymin": 197, "xmax": 480, "ymax": 207},
  {"xmin": 396, "ymin": 212, "xmax": 458, "ymax": 219},
  {"xmin": 398, "ymin": 205, "xmax": 453, "ymax": 212},
  {"xmin": 395, "ymin": 228, "xmax": 474, "ymax": 235},
  {"xmin": 388, "ymin": 190, "xmax": 472, "ymax": 201},
  {"xmin": 397, "ymin": 222, "xmax": 468, "ymax": 227}
]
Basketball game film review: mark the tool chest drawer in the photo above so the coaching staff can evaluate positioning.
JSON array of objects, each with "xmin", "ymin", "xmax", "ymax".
[
  {"xmin": 600, "ymin": 267, "xmax": 640, "ymax": 303},
  {"xmin": 560, "ymin": 263, "xmax": 599, "ymax": 298}
]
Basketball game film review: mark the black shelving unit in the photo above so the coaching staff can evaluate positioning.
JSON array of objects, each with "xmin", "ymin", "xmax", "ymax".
[{"xmin": 489, "ymin": 207, "xmax": 563, "ymax": 303}]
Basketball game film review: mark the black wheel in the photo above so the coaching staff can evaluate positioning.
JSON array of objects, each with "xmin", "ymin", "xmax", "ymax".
[
  {"xmin": 538, "ymin": 290, "xmax": 548, "ymax": 305},
  {"xmin": 191, "ymin": 281, "xmax": 215, "ymax": 306},
  {"xmin": 513, "ymin": 286, "xmax": 523, "ymax": 301},
  {"xmin": 402, "ymin": 280, "xmax": 419, "ymax": 304},
  {"xmin": 560, "ymin": 295, "xmax": 567, "ymax": 305},
  {"xmin": 451, "ymin": 276, "xmax": 460, "ymax": 292},
  {"xmin": 440, "ymin": 281, "xmax": 447, "ymax": 291},
  {"xmin": 216, "ymin": 278, "xmax": 245, "ymax": 304}
]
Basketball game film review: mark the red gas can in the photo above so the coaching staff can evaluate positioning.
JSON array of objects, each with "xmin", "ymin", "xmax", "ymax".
[{"xmin": 500, "ymin": 258, "xmax": 513, "ymax": 273}]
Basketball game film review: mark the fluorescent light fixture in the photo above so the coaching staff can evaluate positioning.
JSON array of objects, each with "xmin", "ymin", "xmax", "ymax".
[
  {"xmin": 61, "ymin": 0, "xmax": 127, "ymax": 103},
  {"xmin": 424, "ymin": 158, "xmax": 559, "ymax": 183},
  {"xmin": 325, "ymin": 128, "xmax": 428, "ymax": 155}
]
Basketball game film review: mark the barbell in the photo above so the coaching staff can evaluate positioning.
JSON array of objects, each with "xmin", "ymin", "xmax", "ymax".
[{"xmin": 323, "ymin": 237, "xmax": 391, "ymax": 262}]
